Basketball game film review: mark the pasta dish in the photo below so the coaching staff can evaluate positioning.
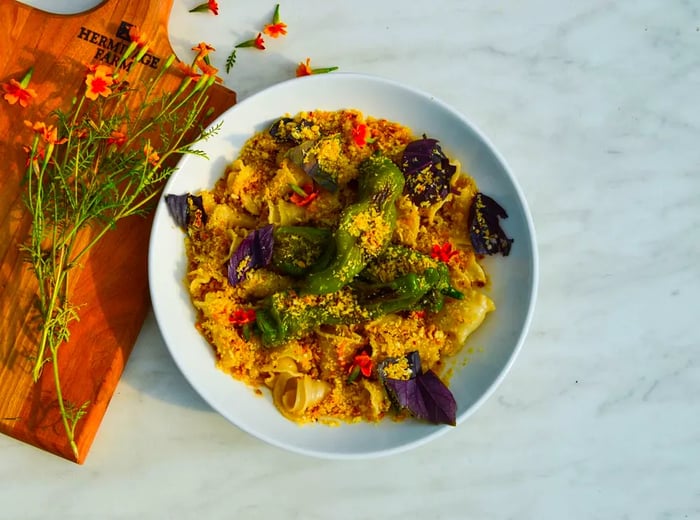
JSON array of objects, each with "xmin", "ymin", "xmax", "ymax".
[{"xmin": 165, "ymin": 109, "xmax": 513, "ymax": 426}]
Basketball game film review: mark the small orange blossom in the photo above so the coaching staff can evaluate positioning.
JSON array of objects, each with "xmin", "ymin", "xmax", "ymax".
[
  {"xmin": 235, "ymin": 33, "xmax": 265, "ymax": 50},
  {"xmin": 189, "ymin": 0, "xmax": 218, "ymax": 15},
  {"xmin": 295, "ymin": 58, "xmax": 338, "ymax": 77},
  {"xmin": 143, "ymin": 143, "xmax": 160, "ymax": 167},
  {"xmin": 85, "ymin": 64, "xmax": 114, "ymax": 100},
  {"xmin": 289, "ymin": 183, "xmax": 319, "ymax": 207},
  {"xmin": 229, "ymin": 308, "xmax": 256, "ymax": 326},
  {"xmin": 128, "ymin": 26, "xmax": 148, "ymax": 47},
  {"xmin": 264, "ymin": 4, "xmax": 287, "ymax": 38},
  {"xmin": 107, "ymin": 126, "xmax": 127, "ymax": 147},
  {"xmin": 2, "ymin": 68, "xmax": 37, "ymax": 107},
  {"xmin": 431, "ymin": 242, "xmax": 459, "ymax": 263}
]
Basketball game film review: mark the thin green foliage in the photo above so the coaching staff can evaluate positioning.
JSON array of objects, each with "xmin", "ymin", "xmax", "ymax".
[
  {"xmin": 225, "ymin": 49, "xmax": 237, "ymax": 74},
  {"xmin": 20, "ymin": 41, "xmax": 221, "ymax": 460}
]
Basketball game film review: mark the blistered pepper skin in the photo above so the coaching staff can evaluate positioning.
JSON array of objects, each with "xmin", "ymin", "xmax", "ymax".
[
  {"xmin": 303, "ymin": 153, "xmax": 405, "ymax": 295},
  {"xmin": 271, "ymin": 226, "xmax": 333, "ymax": 277},
  {"xmin": 359, "ymin": 244, "xmax": 464, "ymax": 312},
  {"xmin": 255, "ymin": 289, "xmax": 367, "ymax": 347},
  {"xmin": 256, "ymin": 266, "xmax": 454, "ymax": 347}
]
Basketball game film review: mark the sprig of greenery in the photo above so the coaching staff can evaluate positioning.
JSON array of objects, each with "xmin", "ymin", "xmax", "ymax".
[
  {"xmin": 20, "ymin": 39, "xmax": 222, "ymax": 460},
  {"xmin": 225, "ymin": 49, "xmax": 237, "ymax": 74}
]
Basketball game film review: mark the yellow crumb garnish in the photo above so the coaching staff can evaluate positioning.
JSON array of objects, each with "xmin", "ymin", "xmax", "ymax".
[
  {"xmin": 382, "ymin": 357, "xmax": 412, "ymax": 380},
  {"xmin": 184, "ymin": 109, "xmax": 495, "ymax": 426}
]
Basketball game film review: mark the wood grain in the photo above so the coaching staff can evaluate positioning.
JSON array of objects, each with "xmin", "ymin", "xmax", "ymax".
[{"xmin": 0, "ymin": 0, "xmax": 236, "ymax": 463}]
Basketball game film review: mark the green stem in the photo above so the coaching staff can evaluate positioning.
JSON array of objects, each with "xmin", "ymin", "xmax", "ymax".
[
  {"xmin": 31, "ymin": 249, "xmax": 69, "ymax": 381},
  {"xmin": 51, "ymin": 340, "xmax": 79, "ymax": 460},
  {"xmin": 22, "ymin": 49, "xmax": 218, "ymax": 461}
]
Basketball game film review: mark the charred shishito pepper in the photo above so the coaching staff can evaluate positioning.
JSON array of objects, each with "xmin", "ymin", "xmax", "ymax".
[
  {"xmin": 255, "ymin": 277, "xmax": 439, "ymax": 348},
  {"xmin": 303, "ymin": 152, "xmax": 405, "ymax": 295},
  {"xmin": 355, "ymin": 270, "xmax": 443, "ymax": 317},
  {"xmin": 271, "ymin": 226, "xmax": 334, "ymax": 277},
  {"xmin": 255, "ymin": 289, "xmax": 369, "ymax": 347},
  {"xmin": 256, "ymin": 246, "xmax": 464, "ymax": 347},
  {"xmin": 357, "ymin": 244, "xmax": 463, "ymax": 314}
]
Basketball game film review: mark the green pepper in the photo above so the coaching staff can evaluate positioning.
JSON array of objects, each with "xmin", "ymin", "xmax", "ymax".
[
  {"xmin": 271, "ymin": 226, "xmax": 334, "ymax": 277},
  {"xmin": 255, "ymin": 272, "xmax": 434, "ymax": 347},
  {"xmin": 303, "ymin": 152, "xmax": 405, "ymax": 294},
  {"xmin": 360, "ymin": 244, "xmax": 463, "ymax": 312},
  {"xmin": 355, "ymin": 269, "xmax": 442, "ymax": 317},
  {"xmin": 256, "ymin": 268, "xmax": 456, "ymax": 347},
  {"xmin": 255, "ymin": 262, "xmax": 461, "ymax": 348},
  {"xmin": 255, "ymin": 289, "xmax": 369, "ymax": 347}
]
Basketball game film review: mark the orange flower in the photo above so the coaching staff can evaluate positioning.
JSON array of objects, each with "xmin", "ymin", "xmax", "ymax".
[
  {"xmin": 74, "ymin": 127, "xmax": 89, "ymax": 139},
  {"xmin": 22, "ymin": 144, "xmax": 46, "ymax": 167},
  {"xmin": 295, "ymin": 58, "xmax": 338, "ymax": 77},
  {"xmin": 24, "ymin": 120, "xmax": 67, "ymax": 145},
  {"xmin": 85, "ymin": 64, "xmax": 114, "ymax": 100},
  {"xmin": 430, "ymin": 242, "xmax": 459, "ymax": 263},
  {"xmin": 3, "ymin": 79, "xmax": 37, "ymax": 107},
  {"xmin": 176, "ymin": 61, "xmax": 202, "ymax": 80},
  {"xmin": 263, "ymin": 4, "xmax": 287, "ymax": 38},
  {"xmin": 189, "ymin": 0, "xmax": 218, "ymax": 15},
  {"xmin": 296, "ymin": 58, "xmax": 312, "ymax": 77},
  {"xmin": 128, "ymin": 26, "xmax": 148, "ymax": 48},
  {"xmin": 348, "ymin": 349, "xmax": 373, "ymax": 382},
  {"xmin": 44, "ymin": 126, "xmax": 68, "ymax": 146},
  {"xmin": 192, "ymin": 42, "xmax": 215, "ymax": 61},
  {"xmin": 289, "ymin": 183, "xmax": 319, "ymax": 207},
  {"xmin": 229, "ymin": 308, "xmax": 256, "ymax": 326},
  {"xmin": 235, "ymin": 33, "xmax": 265, "ymax": 50},
  {"xmin": 351, "ymin": 123, "xmax": 375, "ymax": 147},
  {"xmin": 195, "ymin": 59, "xmax": 223, "ymax": 83},
  {"xmin": 107, "ymin": 126, "xmax": 127, "ymax": 147},
  {"xmin": 2, "ymin": 68, "xmax": 37, "ymax": 107},
  {"xmin": 264, "ymin": 22, "xmax": 287, "ymax": 38},
  {"xmin": 143, "ymin": 143, "xmax": 160, "ymax": 167},
  {"xmin": 355, "ymin": 351, "xmax": 373, "ymax": 377},
  {"xmin": 24, "ymin": 119, "xmax": 48, "ymax": 137},
  {"xmin": 411, "ymin": 310, "xmax": 427, "ymax": 320}
]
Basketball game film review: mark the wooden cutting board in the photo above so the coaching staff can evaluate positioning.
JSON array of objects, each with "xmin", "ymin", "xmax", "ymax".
[{"xmin": 0, "ymin": 0, "xmax": 236, "ymax": 463}]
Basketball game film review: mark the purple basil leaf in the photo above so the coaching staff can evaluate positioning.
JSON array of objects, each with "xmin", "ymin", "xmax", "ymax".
[
  {"xmin": 379, "ymin": 350, "xmax": 456, "ymax": 426},
  {"xmin": 400, "ymin": 138, "xmax": 456, "ymax": 206},
  {"xmin": 414, "ymin": 370, "xmax": 457, "ymax": 426},
  {"xmin": 401, "ymin": 138, "xmax": 440, "ymax": 174},
  {"xmin": 469, "ymin": 192, "xmax": 513, "ymax": 256},
  {"xmin": 165, "ymin": 193, "xmax": 207, "ymax": 231},
  {"xmin": 405, "ymin": 350, "xmax": 421, "ymax": 374},
  {"xmin": 255, "ymin": 224, "xmax": 275, "ymax": 266},
  {"xmin": 165, "ymin": 194, "xmax": 188, "ymax": 229},
  {"xmin": 227, "ymin": 224, "xmax": 275, "ymax": 286},
  {"xmin": 384, "ymin": 378, "xmax": 429, "ymax": 420}
]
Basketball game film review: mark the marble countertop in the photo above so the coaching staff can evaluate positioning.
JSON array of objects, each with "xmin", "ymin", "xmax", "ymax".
[{"xmin": 3, "ymin": 0, "xmax": 699, "ymax": 518}]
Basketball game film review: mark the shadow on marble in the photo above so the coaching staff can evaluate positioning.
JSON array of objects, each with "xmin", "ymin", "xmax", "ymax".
[{"xmin": 118, "ymin": 312, "xmax": 213, "ymax": 412}]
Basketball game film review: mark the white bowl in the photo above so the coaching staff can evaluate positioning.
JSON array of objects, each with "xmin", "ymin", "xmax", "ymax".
[{"xmin": 148, "ymin": 73, "xmax": 538, "ymax": 459}]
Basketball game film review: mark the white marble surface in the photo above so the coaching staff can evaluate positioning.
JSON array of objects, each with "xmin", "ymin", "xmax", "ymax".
[{"xmin": 3, "ymin": 0, "xmax": 700, "ymax": 518}]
